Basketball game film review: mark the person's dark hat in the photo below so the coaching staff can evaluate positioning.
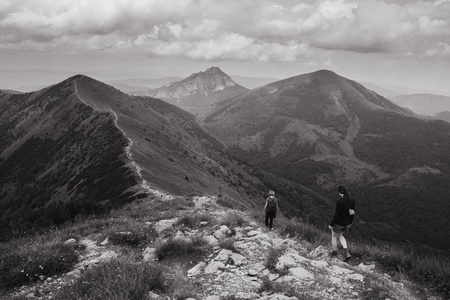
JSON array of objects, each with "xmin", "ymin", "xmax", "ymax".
[{"xmin": 338, "ymin": 185, "xmax": 346, "ymax": 194}]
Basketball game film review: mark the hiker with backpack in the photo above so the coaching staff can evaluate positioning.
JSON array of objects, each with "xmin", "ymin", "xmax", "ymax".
[
  {"xmin": 328, "ymin": 185, "xmax": 355, "ymax": 262},
  {"xmin": 263, "ymin": 190, "xmax": 278, "ymax": 230}
]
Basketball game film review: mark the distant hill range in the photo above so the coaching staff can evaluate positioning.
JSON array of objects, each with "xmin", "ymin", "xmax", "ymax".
[
  {"xmin": 390, "ymin": 93, "xmax": 450, "ymax": 117},
  {"xmin": 0, "ymin": 89, "xmax": 22, "ymax": 95},
  {"xmin": 134, "ymin": 67, "xmax": 248, "ymax": 119},
  {"xmin": 0, "ymin": 75, "xmax": 261, "ymax": 240},
  {"xmin": 107, "ymin": 76, "xmax": 182, "ymax": 94},
  {"xmin": 230, "ymin": 75, "xmax": 278, "ymax": 89}
]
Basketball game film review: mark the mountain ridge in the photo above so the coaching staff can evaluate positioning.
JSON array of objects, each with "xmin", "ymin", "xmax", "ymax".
[{"xmin": 0, "ymin": 74, "xmax": 262, "ymax": 240}]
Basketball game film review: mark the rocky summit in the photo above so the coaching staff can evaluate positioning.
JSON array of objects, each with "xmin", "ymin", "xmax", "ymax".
[
  {"xmin": 6, "ymin": 194, "xmax": 441, "ymax": 300},
  {"xmin": 140, "ymin": 67, "xmax": 248, "ymax": 118}
]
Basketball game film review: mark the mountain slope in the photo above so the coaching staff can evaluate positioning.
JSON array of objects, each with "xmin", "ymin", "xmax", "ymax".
[
  {"xmin": 139, "ymin": 67, "xmax": 248, "ymax": 118},
  {"xmin": 203, "ymin": 70, "xmax": 450, "ymax": 249},
  {"xmin": 0, "ymin": 75, "xmax": 262, "ymax": 240},
  {"xmin": 204, "ymin": 70, "xmax": 411, "ymax": 186}
]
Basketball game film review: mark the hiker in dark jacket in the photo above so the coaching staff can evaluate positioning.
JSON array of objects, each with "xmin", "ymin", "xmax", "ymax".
[
  {"xmin": 328, "ymin": 185, "xmax": 355, "ymax": 261},
  {"xmin": 263, "ymin": 190, "xmax": 278, "ymax": 230}
]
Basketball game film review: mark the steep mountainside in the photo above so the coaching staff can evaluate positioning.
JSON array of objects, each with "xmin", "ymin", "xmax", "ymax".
[
  {"xmin": 204, "ymin": 70, "xmax": 412, "ymax": 186},
  {"xmin": 391, "ymin": 93, "xmax": 450, "ymax": 116},
  {"xmin": 138, "ymin": 67, "xmax": 248, "ymax": 119},
  {"xmin": 203, "ymin": 70, "xmax": 450, "ymax": 249},
  {"xmin": 0, "ymin": 75, "xmax": 262, "ymax": 240}
]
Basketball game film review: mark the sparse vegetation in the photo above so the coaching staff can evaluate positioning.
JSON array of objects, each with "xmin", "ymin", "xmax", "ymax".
[
  {"xmin": 277, "ymin": 217, "xmax": 328, "ymax": 246},
  {"xmin": 156, "ymin": 236, "xmax": 210, "ymax": 261},
  {"xmin": 258, "ymin": 276, "xmax": 320, "ymax": 299},
  {"xmin": 54, "ymin": 259, "xmax": 167, "ymax": 300},
  {"xmin": 220, "ymin": 212, "xmax": 249, "ymax": 229},
  {"xmin": 351, "ymin": 242, "xmax": 450, "ymax": 297},
  {"xmin": 0, "ymin": 239, "xmax": 79, "ymax": 289},
  {"xmin": 219, "ymin": 238, "xmax": 237, "ymax": 252},
  {"xmin": 264, "ymin": 246, "xmax": 286, "ymax": 272},
  {"xmin": 176, "ymin": 211, "xmax": 214, "ymax": 229},
  {"xmin": 95, "ymin": 217, "xmax": 158, "ymax": 248}
]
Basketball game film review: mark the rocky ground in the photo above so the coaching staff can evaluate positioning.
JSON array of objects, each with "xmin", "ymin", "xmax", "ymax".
[{"xmin": 5, "ymin": 195, "xmax": 442, "ymax": 300}]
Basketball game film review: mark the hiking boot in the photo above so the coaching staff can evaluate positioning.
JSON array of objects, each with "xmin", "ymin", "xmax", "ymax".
[
  {"xmin": 330, "ymin": 250, "xmax": 338, "ymax": 257},
  {"xmin": 344, "ymin": 250, "xmax": 352, "ymax": 262}
]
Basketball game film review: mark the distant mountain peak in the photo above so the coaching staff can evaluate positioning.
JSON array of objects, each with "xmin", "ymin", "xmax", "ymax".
[{"xmin": 141, "ymin": 67, "xmax": 248, "ymax": 117}]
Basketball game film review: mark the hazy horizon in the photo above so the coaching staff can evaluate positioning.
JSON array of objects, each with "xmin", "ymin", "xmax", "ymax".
[{"xmin": 1, "ymin": 0, "xmax": 450, "ymax": 96}]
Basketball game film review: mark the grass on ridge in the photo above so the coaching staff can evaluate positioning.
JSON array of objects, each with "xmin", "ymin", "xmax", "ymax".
[
  {"xmin": 54, "ymin": 258, "xmax": 167, "ymax": 300},
  {"xmin": 0, "ymin": 239, "xmax": 79, "ymax": 289}
]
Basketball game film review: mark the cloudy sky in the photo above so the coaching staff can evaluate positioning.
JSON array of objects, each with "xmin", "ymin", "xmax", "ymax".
[{"xmin": 1, "ymin": 0, "xmax": 450, "ymax": 95}]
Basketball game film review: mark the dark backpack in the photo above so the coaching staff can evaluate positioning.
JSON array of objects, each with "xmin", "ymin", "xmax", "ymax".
[{"xmin": 267, "ymin": 197, "xmax": 277, "ymax": 213}]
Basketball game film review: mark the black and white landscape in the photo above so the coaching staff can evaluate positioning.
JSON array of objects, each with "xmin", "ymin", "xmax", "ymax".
[{"xmin": 1, "ymin": 1, "xmax": 450, "ymax": 299}]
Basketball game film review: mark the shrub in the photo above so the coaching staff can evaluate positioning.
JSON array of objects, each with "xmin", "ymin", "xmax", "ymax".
[
  {"xmin": 176, "ymin": 212, "xmax": 213, "ymax": 229},
  {"xmin": 221, "ymin": 213, "xmax": 249, "ymax": 229},
  {"xmin": 219, "ymin": 238, "xmax": 236, "ymax": 252},
  {"xmin": 278, "ymin": 218, "xmax": 328, "ymax": 246},
  {"xmin": 258, "ymin": 276, "xmax": 319, "ymax": 299},
  {"xmin": 264, "ymin": 246, "xmax": 286, "ymax": 272},
  {"xmin": 361, "ymin": 285, "xmax": 391, "ymax": 300},
  {"xmin": 54, "ymin": 259, "xmax": 167, "ymax": 300},
  {"xmin": 217, "ymin": 196, "xmax": 235, "ymax": 209},
  {"xmin": 0, "ymin": 241, "xmax": 78, "ymax": 289},
  {"xmin": 108, "ymin": 231, "xmax": 148, "ymax": 248},
  {"xmin": 156, "ymin": 236, "xmax": 209, "ymax": 260},
  {"xmin": 102, "ymin": 220, "xmax": 158, "ymax": 248}
]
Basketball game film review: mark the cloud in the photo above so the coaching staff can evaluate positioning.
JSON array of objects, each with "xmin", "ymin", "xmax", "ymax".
[{"xmin": 1, "ymin": 0, "xmax": 449, "ymax": 62}]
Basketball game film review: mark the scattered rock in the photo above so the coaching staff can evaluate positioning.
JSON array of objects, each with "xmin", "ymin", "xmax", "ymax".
[
  {"xmin": 98, "ymin": 250, "xmax": 118, "ymax": 261},
  {"xmin": 205, "ymin": 261, "xmax": 226, "ymax": 274},
  {"xmin": 100, "ymin": 237, "xmax": 109, "ymax": 246},
  {"xmin": 205, "ymin": 235, "xmax": 219, "ymax": 246},
  {"xmin": 154, "ymin": 218, "xmax": 178, "ymax": 233},
  {"xmin": 308, "ymin": 245, "xmax": 329, "ymax": 259},
  {"xmin": 245, "ymin": 230, "xmax": 261, "ymax": 237},
  {"xmin": 64, "ymin": 238, "xmax": 76, "ymax": 245},
  {"xmin": 148, "ymin": 291, "xmax": 160, "ymax": 299},
  {"xmin": 329, "ymin": 265, "xmax": 354, "ymax": 276},
  {"xmin": 213, "ymin": 225, "xmax": 232, "ymax": 240},
  {"xmin": 215, "ymin": 249, "xmax": 233, "ymax": 262},
  {"xmin": 231, "ymin": 253, "xmax": 246, "ymax": 266},
  {"xmin": 358, "ymin": 263, "xmax": 376, "ymax": 273},
  {"xmin": 188, "ymin": 262, "xmax": 205, "ymax": 277},
  {"xmin": 142, "ymin": 247, "xmax": 157, "ymax": 262},
  {"xmin": 235, "ymin": 292, "xmax": 259, "ymax": 299},
  {"xmin": 276, "ymin": 249, "xmax": 310, "ymax": 270},
  {"xmin": 66, "ymin": 269, "xmax": 81, "ymax": 277},
  {"xmin": 345, "ymin": 273, "xmax": 365, "ymax": 282},
  {"xmin": 289, "ymin": 266, "xmax": 314, "ymax": 280},
  {"xmin": 310, "ymin": 260, "xmax": 329, "ymax": 268}
]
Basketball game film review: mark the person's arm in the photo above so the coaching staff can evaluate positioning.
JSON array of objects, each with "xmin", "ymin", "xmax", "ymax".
[
  {"xmin": 263, "ymin": 200, "xmax": 267, "ymax": 214},
  {"xmin": 275, "ymin": 199, "xmax": 279, "ymax": 217},
  {"xmin": 349, "ymin": 200, "xmax": 355, "ymax": 224}
]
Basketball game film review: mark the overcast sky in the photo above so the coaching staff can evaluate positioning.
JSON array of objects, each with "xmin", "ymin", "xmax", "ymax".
[{"xmin": 1, "ymin": 0, "xmax": 450, "ymax": 95}]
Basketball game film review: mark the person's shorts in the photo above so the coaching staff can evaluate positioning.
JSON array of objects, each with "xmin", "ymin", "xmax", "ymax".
[{"xmin": 332, "ymin": 224, "xmax": 349, "ymax": 233}]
